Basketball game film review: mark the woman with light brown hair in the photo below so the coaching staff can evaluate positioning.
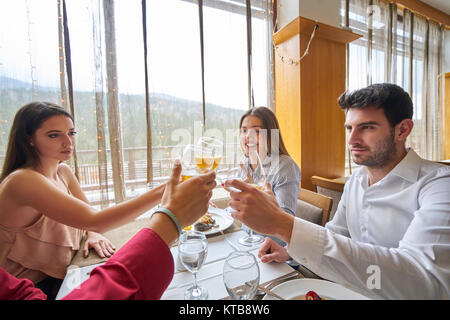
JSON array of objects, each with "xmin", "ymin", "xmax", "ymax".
[{"xmin": 237, "ymin": 107, "xmax": 300, "ymax": 246}]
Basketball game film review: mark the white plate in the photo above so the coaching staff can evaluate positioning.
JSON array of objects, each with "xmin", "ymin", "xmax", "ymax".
[
  {"xmin": 262, "ymin": 278, "xmax": 371, "ymax": 300},
  {"xmin": 185, "ymin": 206, "xmax": 234, "ymax": 236}
]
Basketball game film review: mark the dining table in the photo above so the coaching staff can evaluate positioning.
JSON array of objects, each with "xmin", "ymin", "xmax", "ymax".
[{"xmin": 55, "ymin": 205, "xmax": 372, "ymax": 300}]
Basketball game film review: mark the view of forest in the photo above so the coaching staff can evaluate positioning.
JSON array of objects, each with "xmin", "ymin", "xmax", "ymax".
[{"xmin": 0, "ymin": 76, "xmax": 244, "ymax": 165}]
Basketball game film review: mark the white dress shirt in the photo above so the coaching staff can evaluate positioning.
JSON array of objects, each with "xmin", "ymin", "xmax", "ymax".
[{"xmin": 287, "ymin": 149, "xmax": 450, "ymax": 299}]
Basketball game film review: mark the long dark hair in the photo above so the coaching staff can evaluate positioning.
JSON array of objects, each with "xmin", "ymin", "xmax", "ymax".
[
  {"xmin": 239, "ymin": 106, "xmax": 290, "ymax": 156},
  {"xmin": 0, "ymin": 102, "xmax": 73, "ymax": 183}
]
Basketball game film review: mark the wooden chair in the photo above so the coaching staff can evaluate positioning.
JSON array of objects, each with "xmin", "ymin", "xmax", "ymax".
[
  {"xmin": 311, "ymin": 175, "xmax": 345, "ymax": 192},
  {"xmin": 296, "ymin": 188, "xmax": 333, "ymax": 227},
  {"xmin": 311, "ymin": 175, "xmax": 346, "ymax": 221}
]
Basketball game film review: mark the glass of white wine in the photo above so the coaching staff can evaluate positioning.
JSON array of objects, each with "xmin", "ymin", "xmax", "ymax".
[
  {"xmin": 181, "ymin": 144, "xmax": 214, "ymax": 181},
  {"xmin": 196, "ymin": 137, "xmax": 223, "ymax": 171},
  {"xmin": 223, "ymin": 251, "xmax": 260, "ymax": 300},
  {"xmin": 178, "ymin": 230, "xmax": 209, "ymax": 300}
]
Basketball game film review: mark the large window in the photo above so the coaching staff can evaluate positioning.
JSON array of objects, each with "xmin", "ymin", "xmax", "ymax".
[
  {"xmin": 0, "ymin": 0, "xmax": 274, "ymax": 206},
  {"xmin": 341, "ymin": 0, "xmax": 444, "ymax": 174}
]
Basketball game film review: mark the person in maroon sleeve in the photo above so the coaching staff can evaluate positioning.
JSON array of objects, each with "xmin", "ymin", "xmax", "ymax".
[{"xmin": 0, "ymin": 158, "xmax": 216, "ymax": 300}]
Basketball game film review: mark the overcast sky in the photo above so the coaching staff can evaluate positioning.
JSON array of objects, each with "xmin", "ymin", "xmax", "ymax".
[{"xmin": 0, "ymin": 0, "xmax": 268, "ymax": 110}]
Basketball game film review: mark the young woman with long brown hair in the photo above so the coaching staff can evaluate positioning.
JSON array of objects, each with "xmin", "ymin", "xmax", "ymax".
[
  {"xmin": 0, "ymin": 102, "xmax": 201, "ymax": 298},
  {"xmin": 237, "ymin": 107, "xmax": 300, "ymax": 246}
]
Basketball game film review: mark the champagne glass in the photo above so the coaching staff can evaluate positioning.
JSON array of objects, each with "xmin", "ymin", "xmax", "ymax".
[
  {"xmin": 178, "ymin": 230, "xmax": 208, "ymax": 300},
  {"xmin": 224, "ymin": 166, "xmax": 263, "ymax": 245},
  {"xmin": 223, "ymin": 251, "xmax": 260, "ymax": 300},
  {"xmin": 181, "ymin": 144, "xmax": 214, "ymax": 181},
  {"xmin": 196, "ymin": 137, "xmax": 223, "ymax": 171},
  {"xmin": 237, "ymin": 185, "xmax": 264, "ymax": 247},
  {"xmin": 147, "ymin": 180, "xmax": 163, "ymax": 210}
]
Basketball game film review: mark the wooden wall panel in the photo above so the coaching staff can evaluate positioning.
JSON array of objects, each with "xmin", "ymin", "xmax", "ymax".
[
  {"xmin": 274, "ymin": 36, "xmax": 302, "ymax": 168},
  {"xmin": 300, "ymin": 36, "xmax": 347, "ymax": 190},
  {"xmin": 274, "ymin": 16, "xmax": 360, "ymax": 190}
]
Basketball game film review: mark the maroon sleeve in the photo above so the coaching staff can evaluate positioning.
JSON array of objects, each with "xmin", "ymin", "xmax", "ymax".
[
  {"xmin": 63, "ymin": 228, "xmax": 174, "ymax": 300},
  {"xmin": 0, "ymin": 268, "xmax": 47, "ymax": 300}
]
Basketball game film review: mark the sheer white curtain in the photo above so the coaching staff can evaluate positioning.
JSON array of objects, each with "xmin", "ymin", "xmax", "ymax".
[
  {"xmin": 0, "ymin": 0, "xmax": 62, "ymax": 159},
  {"xmin": 342, "ymin": 0, "xmax": 444, "ymax": 164},
  {"xmin": 0, "ymin": 0, "xmax": 274, "ymax": 208}
]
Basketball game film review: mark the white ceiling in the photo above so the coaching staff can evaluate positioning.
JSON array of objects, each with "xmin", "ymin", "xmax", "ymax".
[{"xmin": 420, "ymin": 0, "xmax": 450, "ymax": 15}]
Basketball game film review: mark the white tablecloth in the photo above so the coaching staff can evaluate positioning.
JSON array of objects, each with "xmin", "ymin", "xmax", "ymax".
[{"xmin": 56, "ymin": 230, "xmax": 295, "ymax": 300}]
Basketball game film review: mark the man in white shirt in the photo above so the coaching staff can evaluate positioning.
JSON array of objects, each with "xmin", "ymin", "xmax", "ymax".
[{"xmin": 225, "ymin": 83, "xmax": 450, "ymax": 299}]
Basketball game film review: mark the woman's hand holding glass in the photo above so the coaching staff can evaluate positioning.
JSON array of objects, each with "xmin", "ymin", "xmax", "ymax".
[{"xmin": 220, "ymin": 162, "xmax": 264, "ymax": 246}]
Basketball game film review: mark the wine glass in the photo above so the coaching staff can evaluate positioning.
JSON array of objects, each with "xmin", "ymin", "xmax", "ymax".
[
  {"xmin": 223, "ymin": 251, "xmax": 260, "ymax": 300},
  {"xmin": 237, "ymin": 151, "xmax": 265, "ymax": 246},
  {"xmin": 237, "ymin": 183, "xmax": 265, "ymax": 246},
  {"xmin": 196, "ymin": 137, "xmax": 223, "ymax": 171},
  {"xmin": 181, "ymin": 144, "xmax": 214, "ymax": 181},
  {"xmin": 178, "ymin": 230, "xmax": 208, "ymax": 300}
]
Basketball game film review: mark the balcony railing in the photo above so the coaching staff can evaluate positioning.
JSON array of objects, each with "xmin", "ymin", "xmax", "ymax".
[{"xmin": 1, "ymin": 144, "xmax": 238, "ymax": 206}]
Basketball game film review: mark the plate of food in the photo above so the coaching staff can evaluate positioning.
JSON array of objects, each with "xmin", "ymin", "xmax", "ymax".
[
  {"xmin": 183, "ymin": 207, "xmax": 234, "ymax": 236},
  {"xmin": 262, "ymin": 278, "xmax": 371, "ymax": 300}
]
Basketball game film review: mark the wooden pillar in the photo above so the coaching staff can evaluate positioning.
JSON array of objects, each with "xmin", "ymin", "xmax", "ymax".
[{"xmin": 274, "ymin": 17, "xmax": 361, "ymax": 190}]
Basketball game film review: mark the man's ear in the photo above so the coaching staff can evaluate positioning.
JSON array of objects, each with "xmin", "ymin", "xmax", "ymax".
[{"xmin": 395, "ymin": 119, "xmax": 414, "ymax": 142}]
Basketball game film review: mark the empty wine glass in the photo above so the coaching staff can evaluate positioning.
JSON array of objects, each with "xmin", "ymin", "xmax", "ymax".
[
  {"xmin": 181, "ymin": 144, "xmax": 214, "ymax": 181},
  {"xmin": 237, "ymin": 188, "xmax": 265, "ymax": 246},
  {"xmin": 237, "ymin": 151, "xmax": 265, "ymax": 246},
  {"xmin": 223, "ymin": 251, "xmax": 260, "ymax": 300},
  {"xmin": 178, "ymin": 230, "xmax": 208, "ymax": 300},
  {"xmin": 221, "ymin": 165, "xmax": 243, "ymax": 189},
  {"xmin": 146, "ymin": 180, "xmax": 164, "ymax": 210}
]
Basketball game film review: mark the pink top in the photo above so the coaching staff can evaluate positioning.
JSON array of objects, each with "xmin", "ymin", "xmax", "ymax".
[
  {"xmin": 0, "ymin": 171, "xmax": 83, "ymax": 283},
  {"xmin": 0, "ymin": 215, "xmax": 83, "ymax": 283}
]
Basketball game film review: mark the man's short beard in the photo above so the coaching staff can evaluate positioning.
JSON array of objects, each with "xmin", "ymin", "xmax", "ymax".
[{"xmin": 353, "ymin": 129, "xmax": 397, "ymax": 168}]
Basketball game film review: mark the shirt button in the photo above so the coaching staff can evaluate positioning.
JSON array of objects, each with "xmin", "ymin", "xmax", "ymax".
[
  {"xmin": 361, "ymin": 227, "xmax": 366, "ymax": 232},
  {"xmin": 302, "ymin": 258, "xmax": 308, "ymax": 264}
]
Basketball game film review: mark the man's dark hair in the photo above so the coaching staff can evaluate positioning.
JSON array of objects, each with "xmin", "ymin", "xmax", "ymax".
[{"xmin": 337, "ymin": 83, "xmax": 413, "ymax": 127}]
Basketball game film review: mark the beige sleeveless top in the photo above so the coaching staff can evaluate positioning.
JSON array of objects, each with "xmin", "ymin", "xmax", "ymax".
[{"xmin": 0, "ymin": 174, "xmax": 83, "ymax": 283}]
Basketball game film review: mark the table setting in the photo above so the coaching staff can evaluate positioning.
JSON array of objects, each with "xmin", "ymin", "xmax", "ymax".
[
  {"xmin": 56, "ymin": 136, "xmax": 372, "ymax": 301},
  {"xmin": 56, "ymin": 204, "xmax": 372, "ymax": 301}
]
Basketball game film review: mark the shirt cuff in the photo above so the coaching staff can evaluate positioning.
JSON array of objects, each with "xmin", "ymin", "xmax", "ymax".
[{"xmin": 286, "ymin": 217, "xmax": 326, "ymax": 274}]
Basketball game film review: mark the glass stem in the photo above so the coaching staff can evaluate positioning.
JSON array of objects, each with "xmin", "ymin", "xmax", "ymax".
[
  {"xmin": 249, "ymin": 229, "xmax": 253, "ymax": 239},
  {"xmin": 192, "ymin": 272, "xmax": 198, "ymax": 289}
]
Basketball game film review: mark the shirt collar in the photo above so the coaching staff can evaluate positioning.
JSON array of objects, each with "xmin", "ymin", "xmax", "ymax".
[
  {"xmin": 356, "ymin": 148, "xmax": 422, "ymax": 184},
  {"xmin": 388, "ymin": 148, "xmax": 422, "ymax": 183}
]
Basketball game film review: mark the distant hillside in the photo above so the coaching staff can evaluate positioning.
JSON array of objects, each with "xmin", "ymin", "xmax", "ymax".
[
  {"xmin": 0, "ymin": 77, "xmax": 244, "ymax": 156},
  {"xmin": 0, "ymin": 76, "xmax": 58, "ymax": 91}
]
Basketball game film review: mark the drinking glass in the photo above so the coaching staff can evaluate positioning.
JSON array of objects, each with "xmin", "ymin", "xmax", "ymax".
[
  {"xmin": 196, "ymin": 137, "xmax": 223, "ymax": 171},
  {"xmin": 220, "ymin": 167, "xmax": 242, "ymax": 191},
  {"xmin": 147, "ymin": 180, "xmax": 163, "ymax": 209},
  {"xmin": 223, "ymin": 165, "xmax": 264, "ymax": 246},
  {"xmin": 181, "ymin": 144, "xmax": 214, "ymax": 181},
  {"xmin": 237, "ymin": 198, "xmax": 264, "ymax": 246},
  {"xmin": 178, "ymin": 230, "xmax": 208, "ymax": 300},
  {"xmin": 223, "ymin": 251, "xmax": 260, "ymax": 300}
]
